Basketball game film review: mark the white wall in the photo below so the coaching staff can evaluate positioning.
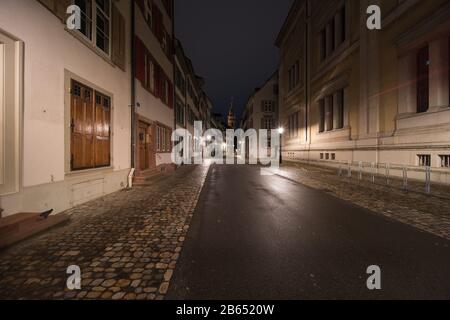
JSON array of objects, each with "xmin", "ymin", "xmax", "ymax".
[{"xmin": 0, "ymin": 0, "xmax": 132, "ymax": 216}]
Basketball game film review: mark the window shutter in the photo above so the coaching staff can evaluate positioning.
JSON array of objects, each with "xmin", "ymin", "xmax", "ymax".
[
  {"xmin": 55, "ymin": 0, "xmax": 71, "ymax": 22},
  {"xmin": 37, "ymin": 0, "xmax": 55, "ymax": 11},
  {"xmin": 112, "ymin": 5, "xmax": 126, "ymax": 70},
  {"xmin": 168, "ymin": 81, "xmax": 174, "ymax": 108},
  {"xmin": 154, "ymin": 64, "xmax": 161, "ymax": 98},
  {"xmin": 153, "ymin": 5, "xmax": 163, "ymax": 42},
  {"xmin": 135, "ymin": 36, "xmax": 146, "ymax": 84},
  {"xmin": 37, "ymin": 0, "xmax": 70, "ymax": 23}
]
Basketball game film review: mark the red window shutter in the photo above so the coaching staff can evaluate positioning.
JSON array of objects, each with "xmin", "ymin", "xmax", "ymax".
[
  {"xmin": 154, "ymin": 64, "xmax": 161, "ymax": 98},
  {"xmin": 135, "ymin": 36, "xmax": 145, "ymax": 84},
  {"xmin": 153, "ymin": 4, "xmax": 163, "ymax": 42},
  {"xmin": 168, "ymin": 81, "xmax": 174, "ymax": 108}
]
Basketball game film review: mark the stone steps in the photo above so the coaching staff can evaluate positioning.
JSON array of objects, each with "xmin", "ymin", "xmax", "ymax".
[{"xmin": 0, "ymin": 211, "xmax": 70, "ymax": 249}]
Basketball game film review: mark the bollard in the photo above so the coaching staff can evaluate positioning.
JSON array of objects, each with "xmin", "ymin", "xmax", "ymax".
[
  {"xmin": 347, "ymin": 161, "xmax": 352, "ymax": 178},
  {"xmin": 425, "ymin": 166, "xmax": 431, "ymax": 194},
  {"xmin": 385, "ymin": 163, "xmax": 390, "ymax": 185},
  {"xmin": 402, "ymin": 167, "xmax": 408, "ymax": 191},
  {"xmin": 371, "ymin": 162, "xmax": 376, "ymax": 183},
  {"xmin": 358, "ymin": 161, "xmax": 363, "ymax": 181}
]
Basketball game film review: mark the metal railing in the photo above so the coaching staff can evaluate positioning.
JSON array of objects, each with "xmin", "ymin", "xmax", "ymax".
[{"xmin": 286, "ymin": 158, "xmax": 450, "ymax": 197}]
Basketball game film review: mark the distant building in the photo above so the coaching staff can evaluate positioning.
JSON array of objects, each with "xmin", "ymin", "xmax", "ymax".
[
  {"xmin": 241, "ymin": 72, "xmax": 279, "ymax": 158},
  {"xmin": 227, "ymin": 98, "xmax": 236, "ymax": 129},
  {"xmin": 242, "ymin": 72, "xmax": 279, "ymax": 132}
]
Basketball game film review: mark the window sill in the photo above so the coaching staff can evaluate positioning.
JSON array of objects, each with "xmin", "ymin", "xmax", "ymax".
[
  {"xmin": 66, "ymin": 29, "xmax": 115, "ymax": 68},
  {"xmin": 65, "ymin": 166, "xmax": 114, "ymax": 178},
  {"xmin": 316, "ymin": 126, "xmax": 351, "ymax": 141},
  {"xmin": 397, "ymin": 106, "xmax": 450, "ymax": 130}
]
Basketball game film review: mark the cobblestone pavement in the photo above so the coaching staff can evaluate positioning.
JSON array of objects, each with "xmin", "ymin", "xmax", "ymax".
[
  {"xmin": 275, "ymin": 161, "xmax": 450, "ymax": 241},
  {"xmin": 0, "ymin": 164, "xmax": 209, "ymax": 300}
]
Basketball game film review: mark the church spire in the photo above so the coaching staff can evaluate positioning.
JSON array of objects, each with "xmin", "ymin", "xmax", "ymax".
[{"xmin": 227, "ymin": 97, "xmax": 236, "ymax": 129}]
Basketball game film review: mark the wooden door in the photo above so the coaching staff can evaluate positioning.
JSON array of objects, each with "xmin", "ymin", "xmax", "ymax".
[{"xmin": 138, "ymin": 122, "xmax": 149, "ymax": 171}]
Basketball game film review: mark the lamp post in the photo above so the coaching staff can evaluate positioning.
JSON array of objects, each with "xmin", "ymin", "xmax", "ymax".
[{"xmin": 278, "ymin": 127, "xmax": 284, "ymax": 164}]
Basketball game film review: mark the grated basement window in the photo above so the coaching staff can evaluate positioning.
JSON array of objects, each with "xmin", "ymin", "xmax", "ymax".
[
  {"xmin": 440, "ymin": 155, "xmax": 450, "ymax": 168},
  {"xmin": 418, "ymin": 154, "xmax": 431, "ymax": 167}
]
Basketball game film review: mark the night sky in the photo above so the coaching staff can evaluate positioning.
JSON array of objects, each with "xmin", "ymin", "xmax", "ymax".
[{"xmin": 174, "ymin": 0, "xmax": 294, "ymax": 122}]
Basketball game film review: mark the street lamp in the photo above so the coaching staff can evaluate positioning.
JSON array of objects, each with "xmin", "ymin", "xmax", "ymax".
[{"xmin": 278, "ymin": 127, "xmax": 284, "ymax": 164}]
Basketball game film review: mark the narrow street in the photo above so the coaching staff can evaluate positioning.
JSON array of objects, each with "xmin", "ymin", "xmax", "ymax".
[{"xmin": 167, "ymin": 164, "xmax": 450, "ymax": 300}]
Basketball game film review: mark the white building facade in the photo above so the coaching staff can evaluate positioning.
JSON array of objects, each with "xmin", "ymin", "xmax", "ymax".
[{"xmin": 0, "ymin": 0, "xmax": 131, "ymax": 217}]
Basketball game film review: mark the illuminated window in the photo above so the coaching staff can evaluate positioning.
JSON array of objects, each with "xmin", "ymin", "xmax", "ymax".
[{"xmin": 75, "ymin": 0, "xmax": 111, "ymax": 55}]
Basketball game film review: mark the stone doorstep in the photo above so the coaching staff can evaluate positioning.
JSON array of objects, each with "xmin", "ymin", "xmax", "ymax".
[{"xmin": 0, "ymin": 212, "xmax": 70, "ymax": 250}]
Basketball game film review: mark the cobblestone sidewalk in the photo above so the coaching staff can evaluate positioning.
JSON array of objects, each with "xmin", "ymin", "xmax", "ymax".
[
  {"xmin": 0, "ymin": 164, "xmax": 210, "ymax": 300},
  {"xmin": 275, "ymin": 161, "xmax": 450, "ymax": 241}
]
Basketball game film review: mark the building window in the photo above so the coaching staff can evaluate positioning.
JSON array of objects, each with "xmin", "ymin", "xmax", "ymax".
[
  {"xmin": 440, "ymin": 155, "xmax": 450, "ymax": 168},
  {"xmin": 331, "ymin": 153, "xmax": 336, "ymax": 160},
  {"xmin": 144, "ymin": 54, "xmax": 156, "ymax": 93},
  {"xmin": 157, "ymin": 125, "xmax": 172, "ymax": 152},
  {"xmin": 160, "ymin": 77, "xmax": 167, "ymax": 104},
  {"xmin": 339, "ymin": 6, "xmax": 346, "ymax": 44},
  {"xmin": 70, "ymin": 80, "xmax": 111, "ymax": 171},
  {"xmin": 325, "ymin": 153, "xmax": 330, "ymax": 160},
  {"xmin": 161, "ymin": 30, "xmax": 167, "ymax": 52},
  {"xmin": 325, "ymin": 95, "xmax": 333, "ymax": 131},
  {"xmin": 288, "ymin": 61, "xmax": 300, "ymax": 91},
  {"xmin": 418, "ymin": 154, "xmax": 431, "ymax": 167},
  {"xmin": 176, "ymin": 101, "xmax": 185, "ymax": 126},
  {"xmin": 335, "ymin": 89, "xmax": 344, "ymax": 129},
  {"xmin": 417, "ymin": 46, "xmax": 429, "ymax": 113},
  {"xmin": 320, "ymin": 153, "xmax": 324, "ymax": 160},
  {"xmin": 262, "ymin": 100, "xmax": 275, "ymax": 113},
  {"xmin": 262, "ymin": 117, "xmax": 275, "ymax": 130},
  {"xmin": 319, "ymin": 29, "xmax": 326, "ymax": 62},
  {"xmin": 288, "ymin": 112, "xmax": 299, "ymax": 138},
  {"xmin": 175, "ymin": 66, "xmax": 186, "ymax": 93},
  {"xmin": 76, "ymin": 0, "xmax": 93, "ymax": 40},
  {"xmin": 319, "ymin": 88, "xmax": 346, "ymax": 132},
  {"xmin": 144, "ymin": 0, "xmax": 153, "ymax": 29},
  {"xmin": 318, "ymin": 100, "xmax": 325, "ymax": 133},
  {"xmin": 75, "ymin": 0, "xmax": 111, "ymax": 55},
  {"xmin": 319, "ymin": 4, "xmax": 346, "ymax": 63}
]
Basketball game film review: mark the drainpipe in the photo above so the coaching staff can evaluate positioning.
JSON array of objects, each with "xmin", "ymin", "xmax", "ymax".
[
  {"xmin": 128, "ymin": 0, "xmax": 136, "ymax": 188},
  {"xmin": 305, "ymin": 0, "xmax": 310, "ymax": 155},
  {"xmin": 173, "ymin": 3, "xmax": 177, "ymax": 145},
  {"xmin": 172, "ymin": 2, "xmax": 178, "ymax": 168},
  {"xmin": 130, "ymin": 0, "xmax": 136, "ymax": 174}
]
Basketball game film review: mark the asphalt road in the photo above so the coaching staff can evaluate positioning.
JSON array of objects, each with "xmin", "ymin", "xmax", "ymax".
[{"xmin": 166, "ymin": 165, "xmax": 450, "ymax": 299}]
